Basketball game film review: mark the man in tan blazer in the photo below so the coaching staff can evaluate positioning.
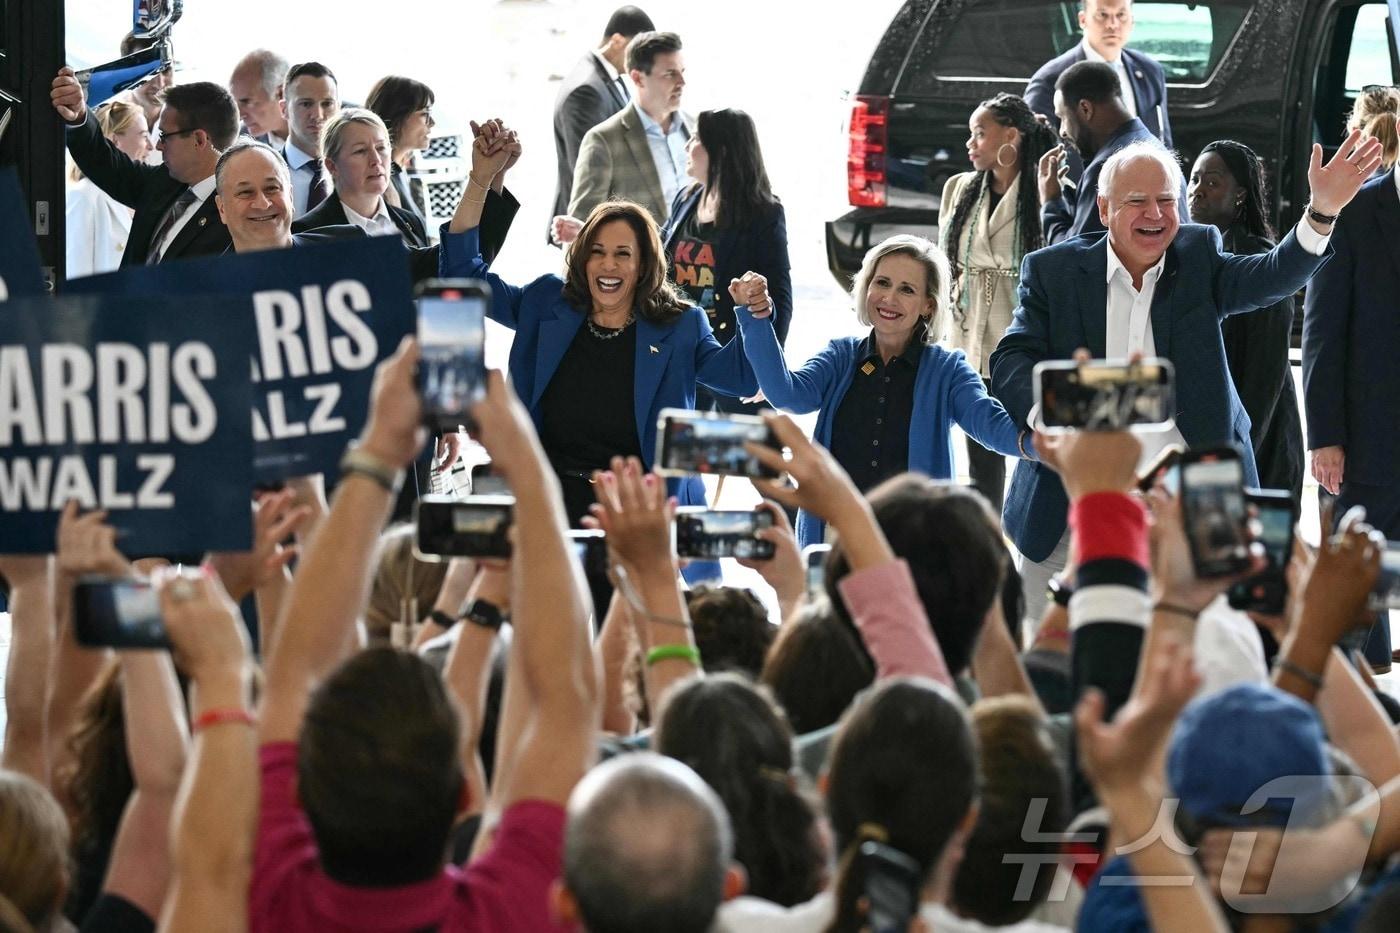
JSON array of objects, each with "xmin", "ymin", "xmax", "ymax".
[{"xmin": 556, "ymin": 31, "xmax": 694, "ymax": 239}]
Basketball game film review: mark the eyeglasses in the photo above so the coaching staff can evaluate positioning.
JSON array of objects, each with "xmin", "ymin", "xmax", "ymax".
[{"xmin": 157, "ymin": 126, "xmax": 198, "ymax": 144}]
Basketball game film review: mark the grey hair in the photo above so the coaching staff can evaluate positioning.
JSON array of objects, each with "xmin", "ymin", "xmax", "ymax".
[
  {"xmin": 233, "ymin": 49, "xmax": 290, "ymax": 99},
  {"xmin": 321, "ymin": 107, "xmax": 390, "ymax": 163},
  {"xmin": 850, "ymin": 234, "xmax": 952, "ymax": 345},
  {"xmin": 564, "ymin": 753, "xmax": 733, "ymax": 933},
  {"xmin": 214, "ymin": 137, "xmax": 289, "ymax": 195},
  {"xmin": 1098, "ymin": 140, "xmax": 1184, "ymax": 201}
]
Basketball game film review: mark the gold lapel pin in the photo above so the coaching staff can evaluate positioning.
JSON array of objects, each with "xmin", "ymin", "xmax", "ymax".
[
  {"xmin": 650, "ymin": 345, "xmax": 659, "ymax": 354},
  {"xmin": 860, "ymin": 361, "xmax": 876, "ymax": 376}
]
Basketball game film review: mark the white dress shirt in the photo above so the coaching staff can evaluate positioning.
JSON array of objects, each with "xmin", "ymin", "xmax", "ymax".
[
  {"xmin": 285, "ymin": 140, "xmax": 320, "ymax": 217},
  {"xmin": 149, "ymin": 174, "xmax": 216, "ymax": 263},
  {"xmin": 342, "ymin": 198, "xmax": 399, "ymax": 237},
  {"xmin": 636, "ymin": 106, "xmax": 689, "ymax": 210},
  {"xmin": 1103, "ymin": 218, "xmax": 1331, "ymax": 466},
  {"xmin": 1082, "ymin": 41, "xmax": 1138, "ymax": 119},
  {"xmin": 592, "ymin": 50, "xmax": 629, "ymax": 101}
]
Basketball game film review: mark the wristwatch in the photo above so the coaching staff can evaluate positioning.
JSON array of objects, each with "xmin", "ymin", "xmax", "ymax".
[
  {"xmin": 462, "ymin": 598, "xmax": 506, "ymax": 631},
  {"xmin": 1047, "ymin": 576, "xmax": 1074, "ymax": 609}
]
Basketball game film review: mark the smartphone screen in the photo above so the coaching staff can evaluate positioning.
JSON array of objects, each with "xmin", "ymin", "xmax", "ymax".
[
  {"xmin": 1228, "ymin": 491, "xmax": 1295, "ymax": 614},
  {"xmin": 1035, "ymin": 358, "xmax": 1175, "ymax": 432},
  {"xmin": 656, "ymin": 409, "xmax": 782, "ymax": 479},
  {"xmin": 1181, "ymin": 453, "xmax": 1250, "ymax": 577},
  {"xmin": 73, "ymin": 577, "xmax": 169, "ymax": 649},
  {"xmin": 803, "ymin": 543, "xmax": 831, "ymax": 595},
  {"xmin": 417, "ymin": 280, "xmax": 488, "ymax": 431},
  {"xmin": 414, "ymin": 495, "xmax": 513, "ymax": 559},
  {"xmin": 674, "ymin": 508, "xmax": 775, "ymax": 560}
]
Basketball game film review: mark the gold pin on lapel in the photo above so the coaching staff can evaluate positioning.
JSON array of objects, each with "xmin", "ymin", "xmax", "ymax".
[
  {"xmin": 649, "ymin": 345, "xmax": 659, "ymax": 354},
  {"xmin": 860, "ymin": 361, "xmax": 876, "ymax": 376}
]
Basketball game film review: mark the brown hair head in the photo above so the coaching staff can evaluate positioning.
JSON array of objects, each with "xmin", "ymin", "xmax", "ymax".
[{"xmin": 562, "ymin": 200, "xmax": 688, "ymax": 324}]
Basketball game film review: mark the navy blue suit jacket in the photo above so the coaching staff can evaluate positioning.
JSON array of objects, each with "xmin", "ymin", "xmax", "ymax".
[
  {"xmin": 1042, "ymin": 118, "xmax": 1187, "ymax": 245},
  {"xmin": 1303, "ymin": 169, "xmax": 1400, "ymax": 486},
  {"xmin": 989, "ymin": 224, "xmax": 1329, "ymax": 562},
  {"xmin": 1025, "ymin": 44, "xmax": 1173, "ymax": 147},
  {"xmin": 660, "ymin": 185, "xmax": 793, "ymax": 347},
  {"xmin": 443, "ymin": 228, "xmax": 758, "ymax": 509}
]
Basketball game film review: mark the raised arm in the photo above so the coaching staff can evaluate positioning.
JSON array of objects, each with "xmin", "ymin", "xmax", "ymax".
[
  {"xmin": 0, "ymin": 556, "xmax": 54, "ymax": 783},
  {"xmin": 157, "ymin": 570, "xmax": 258, "ymax": 933},
  {"xmin": 100, "ymin": 649, "xmax": 189, "ymax": 922},
  {"xmin": 693, "ymin": 309, "xmax": 759, "ymax": 399},
  {"xmin": 749, "ymin": 412, "xmax": 952, "ymax": 687},
  {"xmin": 470, "ymin": 370, "xmax": 598, "ymax": 809},
  {"xmin": 947, "ymin": 350, "xmax": 1031, "ymax": 458},
  {"xmin": 259, "ymin": 337, "xmax": 427, "ymax": 745},
  {"xmin": 51, "ymin": 67, "xmax": 161, "ymax": 209},
  {"xmin": 441, "ymin": 562, "xmax": 508, "ymax": 819},
  {"xmin": 730, "ymin": 273, "xmax": 839, "ymax": 412}
]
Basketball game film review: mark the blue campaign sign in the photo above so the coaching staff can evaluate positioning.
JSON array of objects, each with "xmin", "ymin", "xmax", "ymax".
[
  {"xmin": 69, "ymin": 235, "xmax": 417, "ymax": 479},
  {"xmin": 0, "ymin": 293, "xmax": 255, "ymax": 555},
  {"xmin": 0, "ymin": 168, "xmax": 46, "ymax": 300}
]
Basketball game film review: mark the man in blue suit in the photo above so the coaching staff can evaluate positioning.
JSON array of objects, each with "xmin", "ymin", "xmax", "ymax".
[
  {"xmin": 1037, "ymin": 62, "xmax": 1185, "ymax": 245},
  {"xmin": 991, "ymin": 133, "xmax": 1382, "ymax": 626},
  {"xmin": 1303, "ymin": 121, "xmax": 1400, "ymax": 670},
  {"xmin": 1025, "ymin": 0, "xmax": 1172, "ymax": 152}
]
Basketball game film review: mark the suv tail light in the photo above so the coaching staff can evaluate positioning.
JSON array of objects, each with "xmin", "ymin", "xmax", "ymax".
[{"xmin": 847, "ymin": 95, "xmax": 889, "ymax": 208}]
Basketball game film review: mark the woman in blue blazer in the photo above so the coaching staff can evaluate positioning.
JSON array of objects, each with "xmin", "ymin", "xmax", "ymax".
[
  {"xmin": 731, "ymin": 235, "xmax": 1030, "ymax": 546},
  {"xmin": 443, "ymin": 123, "xmax": 757, "ymax": 524},
  {"xmin": 659, "ymin": 108, "xmax": 792, "ymax": 414}
]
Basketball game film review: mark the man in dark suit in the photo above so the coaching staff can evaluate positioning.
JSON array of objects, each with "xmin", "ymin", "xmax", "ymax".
[
  {"xmin": 991, "ymin": 134, "xmax": 1381, "ymax": 626},
  {"xmin": 52, "ymin": 67, "xmax": 236, "ymax": 266},
  {"xmin": 279, "ymin": 62, "xmax": 341, "ymax": 218},
  {"xmin": 229, "ymin": 48, "xmax": 289, "ymax": 148},
  {"xmin": 1303, "ymin": 121, "xmax": 1400, "ymax": 669},
  {"xmin": 1025, "ymin": 0, "xmax": 1171, "ymax": 153},
  {"xmin": 551, "ymin": 6, "xmax": 655, "ymax": 240},
  {"xmin": 1037, "ymin": 62, "xmax": 1185, "ymax": 245}
]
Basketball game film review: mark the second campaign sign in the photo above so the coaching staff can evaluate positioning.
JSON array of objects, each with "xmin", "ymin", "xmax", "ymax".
[{"xmin": 69, "ymin": 235, "xmax": 417, "ymax": 479}]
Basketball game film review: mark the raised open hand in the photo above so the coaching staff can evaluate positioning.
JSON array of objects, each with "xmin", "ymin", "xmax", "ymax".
[
  {"xmin": 1308, "ymin": 129, "xmax": 1384, "ymax": 215},
  {"xmin": 589, "ymin": 456, "xmax": 676, "ymax": 577}
]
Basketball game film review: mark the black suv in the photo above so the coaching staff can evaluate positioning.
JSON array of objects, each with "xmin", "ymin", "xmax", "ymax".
[{"xmin": 826, "ymin": 0, "xmax": 1400, "ymax": 284}]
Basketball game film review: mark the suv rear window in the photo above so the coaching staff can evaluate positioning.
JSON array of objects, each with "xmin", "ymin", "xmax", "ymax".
[{"xmin": 901, "ymin": 0, "xmax": 1252, "ymax": 90}]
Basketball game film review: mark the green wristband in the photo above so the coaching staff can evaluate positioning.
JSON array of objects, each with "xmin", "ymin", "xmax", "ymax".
[{"xmin": 645, "ymin": 644, "xmax": 701, "ymax": 668}]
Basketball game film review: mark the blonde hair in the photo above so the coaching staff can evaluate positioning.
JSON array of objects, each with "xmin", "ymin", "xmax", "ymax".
[
  {"xmin": 850, "ymin": 235, "xmax": 951, "ymax": 345},
  {"xmin": 1348, "ymin": 87, "xmax": 1400, "ymax": 171},
  {"xmin": 364, "ymin": 523, "xmax": 450, "ymax": 646},
  {"xmin": 0, "ymin": 771, "xmax": 69, "ymax": 930},
  {"xmin": 321, "ymin": 107, "xmax": 390, "ymax": 163},
  {"xmin": 70, "ymin": 99, "xmax": 146, "ymax": 182}
]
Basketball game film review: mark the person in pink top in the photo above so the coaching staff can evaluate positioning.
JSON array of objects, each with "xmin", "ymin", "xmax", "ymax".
[{"xmin": 243, "ymin": 342, "xmax": 598, "ymax": 932}]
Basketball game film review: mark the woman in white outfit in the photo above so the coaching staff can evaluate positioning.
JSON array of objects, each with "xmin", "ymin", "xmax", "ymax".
[{"xmin": 66, "ymin": 99, "xmax": 151, "ymax": 278}]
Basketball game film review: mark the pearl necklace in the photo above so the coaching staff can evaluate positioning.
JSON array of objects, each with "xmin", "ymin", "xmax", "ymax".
[{"xmin": 587, "ymin": 311, "xmax": 635, "ymax": 340}]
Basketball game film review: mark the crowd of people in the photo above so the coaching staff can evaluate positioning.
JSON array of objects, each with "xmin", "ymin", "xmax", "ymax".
[{"xmin": 6, "ymin": 0, "xmax": 1400, "ymax": 931}]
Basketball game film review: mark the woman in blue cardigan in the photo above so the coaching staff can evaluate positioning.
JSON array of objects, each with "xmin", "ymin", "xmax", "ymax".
[
  {"xmin": 731, "ymin": 234, "xmax": 1030, "ymax": 546},
  {"xmin": 443, "ymin": 121, "xmax": 757, "ymax": 524}
]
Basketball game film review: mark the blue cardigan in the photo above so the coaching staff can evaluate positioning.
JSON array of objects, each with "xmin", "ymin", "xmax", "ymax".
[
  {"xmin": 445, "ymin": 227, "xmax": 759, "ymax": 509},
  {"xmin": 734, "ymin": 308, "xmax": 1026, "ymax": 546}
]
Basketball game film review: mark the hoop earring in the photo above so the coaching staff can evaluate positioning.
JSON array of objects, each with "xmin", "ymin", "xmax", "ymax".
[{"xmin": 995, "ymin": 143, "xmax": 1018, "ymax": 168}]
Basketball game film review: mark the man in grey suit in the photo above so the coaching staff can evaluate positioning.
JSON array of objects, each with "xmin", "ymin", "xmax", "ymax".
[
  {"xmin": 555, "ymin": 31, "xmax": 693, "ymax": 241},
  {"xmin": 550, "ymin": 6, "xmax": 655, "ymax": 238}
]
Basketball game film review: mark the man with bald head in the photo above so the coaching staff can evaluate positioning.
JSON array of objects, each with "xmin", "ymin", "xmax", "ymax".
[
  {"xmin": 990, "ymin": 132, "xmax": 1384, "ymax": 624},
  {"xmin": 229, "ymin": 49, "xmax": 290, "ymax": 147},
  {"xmin": 553, "ymin": 754, "xmax": 744, "ymax": 933}
]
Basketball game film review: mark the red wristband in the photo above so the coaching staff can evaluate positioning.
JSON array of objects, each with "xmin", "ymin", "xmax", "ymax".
[
  {"xmin": 1069, "ymin": 492, "xmax": 1149, "ymax": 568},
  {"xmin": 192, "ymin": 708, "xmax": 256, "ymax": 733}
]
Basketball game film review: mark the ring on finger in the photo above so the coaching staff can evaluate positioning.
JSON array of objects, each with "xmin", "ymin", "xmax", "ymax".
[{"xmin": 167, "ymin": 577, "xmax": 198, "ymax": 602}]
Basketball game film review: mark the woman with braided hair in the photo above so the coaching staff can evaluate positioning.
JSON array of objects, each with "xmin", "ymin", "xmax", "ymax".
[
  {"xmin": 939, "ymin": 94, "xmax": 1056, "ymax": 511},
  {"xmin": 1188, "ymin": 140, "xmax": 1304, "ymax": 498}
]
